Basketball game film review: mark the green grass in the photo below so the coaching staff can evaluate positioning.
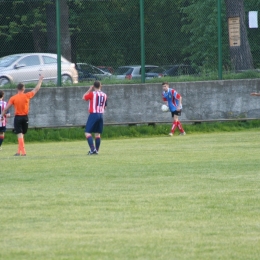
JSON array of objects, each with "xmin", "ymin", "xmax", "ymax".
[
  {"xmin": 4, "ymin": 120, "xmax": 260, "ymax": 144},
  {"xmin": 1, "ymin": 130, "xmax": 260, "ymax": 259}
]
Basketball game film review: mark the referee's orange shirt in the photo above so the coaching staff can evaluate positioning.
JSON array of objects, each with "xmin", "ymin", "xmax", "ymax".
[{"xmin": 8, "ymin": 92, "xmax": 35, "ymax": 116}]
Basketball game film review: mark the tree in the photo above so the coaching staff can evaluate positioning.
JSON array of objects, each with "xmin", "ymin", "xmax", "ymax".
[
  {"xmin": 225, "ymin": 0, "xmax": 253, "ymax": 70},
  {"xmin": 0, "ymin": 0, "xmax": 71, "ymax": 61},
  {"xmin": 181, "ymin": 0, "xmax": 229, "ymax": 70},
  {"xmin": 45, "ymin": 0, "xmax": 72, "ymax": 61},
  {"xmin": 181, "ymin": 0, "xmax": 255, "ymax": 71}
]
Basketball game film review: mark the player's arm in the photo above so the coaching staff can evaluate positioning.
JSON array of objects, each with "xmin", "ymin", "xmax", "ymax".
[
  {"xmin": 32, "ymin": 75, "xmax": 44, "ymax": 95},
  {"xmin": 162, "ymin": 92, "xmax": 167, "ymax": 101},
  {"xmin": 251, "ymin": 92, "xmax": 260, "ymax": 96},
  {"xmin": 1, "ymin": 103, "xmax": 12, "ymax": 119},
  {"xmin": 6, "ymin": 110, "xmax": 11, "ymax": 118},
  {"xmin": 82, "ymin": 85, "xmax": 94, "ymax": 100},
  {"xmin": 176, "ymin": 93, "xmax": 182, "ymax": 111}
]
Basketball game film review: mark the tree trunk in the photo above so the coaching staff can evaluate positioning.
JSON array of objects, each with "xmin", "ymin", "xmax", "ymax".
[
  {"xmin": 32, "ymin": 26, "xmax": 45, "ymax": 52},
  {"xmin": 46, "ymin": 0, "xmax": 71, "ymax": 61},
  {"xmin": 60, "ymin": 0, "xmax": 71, "ymax": 61},
  {"xmin": 46, "ymin": 0, "xmax": 57, "ymax": 54},
  {"xmin": 225, "ymin": 0, "xmax": 254, "ymax": 71}
]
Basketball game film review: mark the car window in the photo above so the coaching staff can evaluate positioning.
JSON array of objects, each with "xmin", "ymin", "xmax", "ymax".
[
  {"xmin": 77, "ymin": 64, "xmax": 89, "ymax": 71},
  {"xmin": 180, "ymin": 66, "xmax": 194, "ymax": 75},
  {"xmin": 145, "ymin": 67, "xmax": 157, "ymax": 73},
  {"xmin": 43, "ymin": 56, "xmax": 57, "ymax": 64},
  {"xmin": 167, "ymin": 66, "xmax": 179, "ymax": 76},
  {"xmin": 0, "ymin": 55, "xmax": 21, "ymax": 67},
  {"xmin": 91, "ymin": 66, "xmax": 103, "ymax": 74},
  {"xmin": 18, "ymin": 55, "xmax": 40, "ymax": 66},
  {"xmin": 115, "ymin": 67, "xmax": 133, "ymax": 75},
  {"xmin": 149, "ymin": 67, "xmax": 165, "ymax": 73},
  {"xmin": 136, "ymin": 67, "xmax": 155, "ymax": 74},
  {"xmin": 78, "ymin": 64, "xmax": 90, "ymax": 72},
  {"xmin": 78, "ymin": 64, "xmax": 99, "ymax": 74}
]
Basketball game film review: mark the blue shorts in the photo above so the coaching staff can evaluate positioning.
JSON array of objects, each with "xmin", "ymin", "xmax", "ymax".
[
  {"xmin": 85, "ymin": 113, "xmax": 104, "ymax": 134},
  {"xmin": 0, "ymin": 126, "xmax": 7, "ymax": 132}
]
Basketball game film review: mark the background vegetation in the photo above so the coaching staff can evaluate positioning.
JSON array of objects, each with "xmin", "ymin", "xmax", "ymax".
[{"xmin": 0, "ymin": 0, "xmax": 260, "ymax": 74}]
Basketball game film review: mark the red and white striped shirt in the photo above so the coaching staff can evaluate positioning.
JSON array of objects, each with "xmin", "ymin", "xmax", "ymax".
[
  {"xmin": 0, "ymin": 100, "xmax": 9, "ymax": 127},
  {"xmin": 84, "ymin": 91, "xmax": 107, "ymax": 113}
]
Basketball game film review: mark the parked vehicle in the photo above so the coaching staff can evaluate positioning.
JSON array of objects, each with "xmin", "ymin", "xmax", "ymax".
[
  {"xmin": 114, "ymin": 65, "xmax": 158, "ymax": 80},
  {"xmin": 145, "ymin": 64, "xmax": 198, "ymax": 79},
  {"xmin": 0, "ymin": 53, "xmax": 78, "ymax": 86},
  {"xmin": 97, "ymin": 66, "xmax": 114, "ymax": 74},
  {"xmin": 76, "ymin": 63, "xmax": 112, "ymax": 81}
]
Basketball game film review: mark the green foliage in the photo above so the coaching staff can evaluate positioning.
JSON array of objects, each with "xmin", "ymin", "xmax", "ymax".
[
  {"xmin": 181, "ymin": 0, "xmax": 230, "ymax": 71},
  {"xmin": 0, "ymin": 0, "xmax": 260, "ymax": 79}
]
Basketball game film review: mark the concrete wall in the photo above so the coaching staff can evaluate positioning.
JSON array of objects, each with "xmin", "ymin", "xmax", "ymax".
[{"xmin": 3, "ymin": 79, "xmax": 260, "ymax": 129}]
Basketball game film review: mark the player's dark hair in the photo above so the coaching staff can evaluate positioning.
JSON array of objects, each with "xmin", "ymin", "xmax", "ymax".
[
  {"xmin": 93, "ymin": 81, "xmax": 101, "ymax": 89},
  {"xmin": 0, "ymin": 90, "xmax": 4, "ymax": 98},
  {"xmin": 162, "ymin": 82, "xmax": 169, "ymax": 86},
  {"xmin": 17, "ymin": 83, "xmax": 25, "ymax": 90}
]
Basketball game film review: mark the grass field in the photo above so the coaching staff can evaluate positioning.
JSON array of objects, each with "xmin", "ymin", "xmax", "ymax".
[{"xmin": 1, "ymin": 130, "xmax": 260, "ymax": 260}]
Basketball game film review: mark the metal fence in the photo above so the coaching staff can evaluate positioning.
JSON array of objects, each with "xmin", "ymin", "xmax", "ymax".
[{"xmin": 0, "ymin": 0, "xmax": 260, "ymax": 83}]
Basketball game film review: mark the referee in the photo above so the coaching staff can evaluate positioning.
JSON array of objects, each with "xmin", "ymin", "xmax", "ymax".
[{"xmin": 1, "ymin": 75, "xmax": 44, "ymax": 156}]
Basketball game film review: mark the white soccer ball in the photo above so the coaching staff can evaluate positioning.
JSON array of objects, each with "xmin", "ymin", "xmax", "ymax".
[{"xmin": 161, "ymin": 104, "xmax": 169, "ymax": 112}]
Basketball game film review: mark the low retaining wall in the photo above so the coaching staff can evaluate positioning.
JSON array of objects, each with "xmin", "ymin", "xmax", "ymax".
[{"xmin": 3, "ymin": 79, "xmax": 260, "ymax": 129}]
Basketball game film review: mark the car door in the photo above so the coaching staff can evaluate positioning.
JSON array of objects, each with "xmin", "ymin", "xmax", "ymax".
[
  {"xmin": 42, "ymin": 55, "xmax": 57, "ymax": 81},
  {"xmin": 11, "ymin": 54, "xmax": 42, "ymax": 83},
  {"xmin": 132, "ymin": 67, "xmax": 142, "ymax": 79}
]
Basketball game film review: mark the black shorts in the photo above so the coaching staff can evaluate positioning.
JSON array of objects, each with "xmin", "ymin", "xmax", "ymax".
[
  {"xmin": 14, "ymin": 115, "xmax": 29, "ymax": 134},
  {"xmin": 0, "ymin": 126, "xmax": 7, "ymax": 133},
  {"xmin": 171, "ymin": 110, "xmax": 182, "ymax": 117}
]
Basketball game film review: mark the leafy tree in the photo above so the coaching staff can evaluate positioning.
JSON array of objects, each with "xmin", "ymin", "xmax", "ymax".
[
  {"xmin": 181, "ymin": 0, "xmax": 257, "ymax": 71},
  {"xmin": 0, "ymin": 0, "xmax": 71, "ymax": 61},
  {"xmin": 225, "ymin": 0, "xmax": 253, "ymax": 70},
  {"xmin": 46, "ymin": 0, "xmax": 72, "ymax": 61},
  {"xmin": 0, "ymin": 1, "xmax": 42, "ymax": 55},
  {"xmin": 181, "ymin": 0, "xmax": 230, "ymax": 71},
  {"xmin": 144, "ymin": 0, "xmax": 190, "ymax": 65},
  {"xmin": 1, "ymin": 0, "xmax": 259, "ymax": 72}
]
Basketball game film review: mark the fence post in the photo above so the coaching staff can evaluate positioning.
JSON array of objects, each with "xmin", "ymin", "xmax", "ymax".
[
  {"xmin": 140, "ymin": 0, "xmax": 145, "ymax": 83},
  {"xmin": 218, "ymin": 0, "xmax": 223, "ymax": 80},
  {"xmin": 56, "ymin": 0, "xmax": 61, "ymax": 86}
]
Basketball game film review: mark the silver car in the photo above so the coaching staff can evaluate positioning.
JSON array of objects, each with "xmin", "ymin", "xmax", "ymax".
[
  {"xmin": 76, "ymin": 63, "xmax": 112, "ymax": 81},
  {"xmin": 0, "ymin": 53, "xmax": 78, "ymax": 86},
  {"xmin": 114, "ymin": 65, "xmax": 158, "ymax": 80}
]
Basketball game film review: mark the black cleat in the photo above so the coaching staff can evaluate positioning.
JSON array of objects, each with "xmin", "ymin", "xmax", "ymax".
[{"xmin": 88, "ymin": 149, "xmax": 98, "ymax": 155}]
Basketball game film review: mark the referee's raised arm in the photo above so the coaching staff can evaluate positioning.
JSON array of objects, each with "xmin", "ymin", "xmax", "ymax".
[{"xmin": 32, "ymin": 75, "xmax": 44, "ymax": 95}]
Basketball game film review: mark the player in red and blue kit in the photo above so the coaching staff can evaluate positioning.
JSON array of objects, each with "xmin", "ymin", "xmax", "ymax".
[
  {"xmin": 82, "ymin": 81, "xmax": 107, "ymax": 155},
  {"xmin": 162, "ymin": 82, "xmax": 186, "ymax": 136},
  {"xmin": 0, "ymin": 90, "xmax": 11, "ymax": 150}
]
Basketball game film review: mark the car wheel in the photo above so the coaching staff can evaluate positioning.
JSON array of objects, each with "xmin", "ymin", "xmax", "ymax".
[
  {"xmin": 61, "ymin": 74, "xmax": 73, "ymax": 85},
  {"xmin": 0, "ymin": 77, "xmax": 11, "ymax": 87}
]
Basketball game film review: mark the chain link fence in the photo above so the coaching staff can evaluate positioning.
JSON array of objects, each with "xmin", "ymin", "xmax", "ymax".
[{"xmin": 0, "ymin": 0, "xmax": 260, "ymax": 85}]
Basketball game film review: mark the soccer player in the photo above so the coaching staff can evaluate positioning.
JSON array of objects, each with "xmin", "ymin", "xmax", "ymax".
[
  {"xmin": 82, "ymin": 81, "xmax": 107, "ymax": 155},
  {"xmin": 162, "ymin": 82, "xmax": 186, "ymax": 136},
  {"xmin": 0, "ymin": 90, "xmax": 11, "ymax": 150},
  {"xmin": 1, "ymin": 75, "xmax": 44, "ymax": 156}
]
